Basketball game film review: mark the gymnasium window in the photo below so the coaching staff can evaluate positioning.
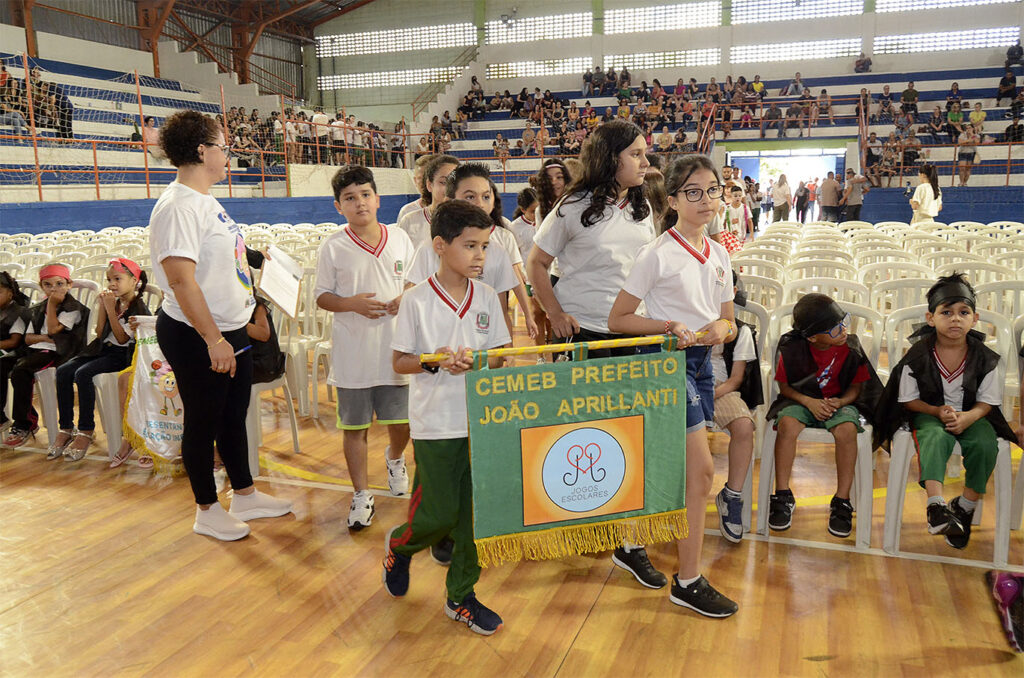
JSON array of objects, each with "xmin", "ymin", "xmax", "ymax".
[
  {"xmin": 605, "ymin": 2, "xmax": 722, "ymax": 34},
  {"xmin": 876, "ymin": 0, "xmax": 1018, "ymax": 12},
  {"xmin": 604, "ymin": 48, "xmax": 722, "ymax": 70},
  {"xmin": 317, "ymin": 67, "xmax": 465, "ymax": 90},
  {"xmin": 730, "ymin": 38, "xmax": 862, "ymax": 64},
  {"xmin": 731, "ymin": 0, "xmax": 863, "ymax": 24},
  {"xmin": 486, "ymin": 57, "xmax": 594, "ymax": 80},
  {"xmin": 315, "ymin": 23, "xmax": 475, "ymax": 57},
  {"xmin": 873, "ymin": 26, "xmax": 1020, "ymax": 53},
  {"xmin": 484, "ymin": 13, "xmax": 592, "ymax": 45}
]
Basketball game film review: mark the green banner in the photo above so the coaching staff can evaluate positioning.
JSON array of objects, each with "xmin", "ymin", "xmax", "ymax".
[{"xmin": 466, "ymin": 351, "xmax": 688, "ymax": 567}]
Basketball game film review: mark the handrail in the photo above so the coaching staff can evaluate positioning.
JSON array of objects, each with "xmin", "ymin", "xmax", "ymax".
[
  {"xmin": 410, "ymin": 45, "xmax": 478, "ymax": 120},
  {"xmin": 697, "ymin": 102, "xmax": 717, "ymax": 153},
  {"xmin": 247, "ymin": 60, "xmax": 297, "ymax": 102}
]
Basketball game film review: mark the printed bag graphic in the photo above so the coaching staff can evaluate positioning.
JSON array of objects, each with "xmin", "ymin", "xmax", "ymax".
[
  {"xmin": 122, "ymin": 316, "xmax": 184, "ymax": 474},
  {"xmin": 466, "ymin": 350, "xmax": 688, "ymax": 566}
]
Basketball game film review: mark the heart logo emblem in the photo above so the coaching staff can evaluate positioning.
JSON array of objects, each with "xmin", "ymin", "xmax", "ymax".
[{"xmin": 566, "ymin": 443, "xmax": 602, "ymax": 475}]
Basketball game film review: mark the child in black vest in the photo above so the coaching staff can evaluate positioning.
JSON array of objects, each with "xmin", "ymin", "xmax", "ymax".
[
  {"xmin": 875, "ymin": 273, "xmax": 1013, "ymax": 549},
  {"xmin": 0, "ymin": 272, "xmax": 32, "ymax": 432},
  {"xmin": 2, "ymin": 263, "xmax": 89, "ymax": 449},
  {"xmin": 766, "ymin": 293, "xmax": 882, "ymax": 538}
]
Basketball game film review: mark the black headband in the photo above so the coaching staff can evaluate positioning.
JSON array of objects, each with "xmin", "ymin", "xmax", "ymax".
[
  {"xmin": 797, "ymin": 300, "xmax": 847, "ymax": 337},
  {"xmin": 927, "ymin": 280, "xmax": 975, "ymax": 312}
]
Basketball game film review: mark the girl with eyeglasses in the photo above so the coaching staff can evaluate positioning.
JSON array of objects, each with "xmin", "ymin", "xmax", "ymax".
[{"xmin": 607, "ymin": 154, "xmax": 739, "ymax": 619}]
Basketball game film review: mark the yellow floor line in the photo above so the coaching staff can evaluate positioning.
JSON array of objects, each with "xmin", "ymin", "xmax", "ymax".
[{"xmin": 260, "ymin": 456, "xmax": 391, "ymax": 492}]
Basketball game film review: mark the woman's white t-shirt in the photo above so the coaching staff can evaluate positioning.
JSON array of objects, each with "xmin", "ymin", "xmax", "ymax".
[
  {"xmin": 771, "ymin": 183, "xmax": 792, "ymax": 205},
  {"xmin": 533, "ymin": 194, "xmax": 656, "ymax": 333},
  {"xmin": 911, "ymin": 183, "xmax": 942, "ymax": 217},
  {"xmin": 149, "ymin": 181, "xmax": 256, "ymax": 331}
]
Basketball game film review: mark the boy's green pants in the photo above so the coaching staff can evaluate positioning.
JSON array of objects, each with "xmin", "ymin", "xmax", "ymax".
[
  {"xmin": 912, "ymin": 413, "xmax": 998, "ymax": 495},
  {"xmin": 389, "ymin": 437, "xmax": 479, "ymax": 604}
]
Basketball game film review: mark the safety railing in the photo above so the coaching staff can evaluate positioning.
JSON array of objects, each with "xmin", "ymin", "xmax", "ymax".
[{"xmin": 861, "ymin": 139, "xmax": 1024, "ymax": 188}]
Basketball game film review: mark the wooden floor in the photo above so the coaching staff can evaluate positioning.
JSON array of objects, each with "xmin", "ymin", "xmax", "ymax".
[{"xmin": 3, "ymin": 344, "xmax": 1024, "ymax": 676}]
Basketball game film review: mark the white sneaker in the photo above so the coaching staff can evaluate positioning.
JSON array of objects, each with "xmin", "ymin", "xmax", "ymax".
[
  {"xmin": 385, "ymin": 448, "xmax": 409, "ymax": 496},
  {"xmin": 348, "ymin": 490, "xmax": 375, "ymax": 530},
  {"xmin": 214, "ymin": 467, "xmax": 228, "ymax": 494},
  {"xmin": 228, "ymin": 489, "xmax": 294, "ymax": 521},
  {"xmin": 193, "ymin": 503, "xmax": 250, "ymax": 541}
]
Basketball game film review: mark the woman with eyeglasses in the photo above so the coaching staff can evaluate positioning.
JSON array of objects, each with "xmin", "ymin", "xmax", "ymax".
[{"xmin": 149, "ymin": 110, "xmax": 292, "ymax": 542}]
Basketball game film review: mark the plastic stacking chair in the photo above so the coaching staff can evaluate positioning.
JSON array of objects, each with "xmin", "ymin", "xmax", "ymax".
[
  {"xmin": 783, "ymin": 278, "xmax": 869, "ymax": 306},
  {"xmin": 245, "ymin": 375, "xmax": 301, "ymax": 478},
  {"xmin": 310, "ymin": 313, "xmax": 335, "ymax": 421},
  {"xmin": 732, "ymin": 257, "xmax": 785, "ymax": 282},
  {"xmin": 740, "ymin": 275, "xmax": 784, "ymax": 309},
  {"xmin": 785, "ymin": 259, "xmax": 858, "ymax": 281},
  {"xmin": 92, "ymin": 372, "xmax": 122, "ymax": 460},
  {"xmin": 858, "ymin": 262, "xmax": 934, "ymax": 291},
  {"xmin": 936, "ymin": 262, "xmax": 1014, "ymax": 286}
]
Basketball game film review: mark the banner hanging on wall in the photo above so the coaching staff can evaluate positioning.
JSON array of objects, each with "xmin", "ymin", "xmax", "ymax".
[{"xmin": 466, "ymin": 350, "xmax": 689, "ymax": 567}]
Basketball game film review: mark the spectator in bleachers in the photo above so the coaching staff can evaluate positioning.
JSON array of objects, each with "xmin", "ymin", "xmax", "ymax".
[
  {"xmin": 1010, "ymin": 89, "xmax": 1024, "ymax": 119},
  {"xmin": 521, "ymin": 123, "xmax": 536, "ymax": 156},
  {"xmin": 797, "ymin": 90, "xmax": 814, "ymax": 129},
  {"xmin": 706, "ymin": 77, "xmax": 721, "ymax": 103},
  {"xmin": 784, "ymin": 101, "xmax": 803, "ymax": 137},
  {"xmin": 582, "ymin": 68, "xmax": 594, "ymax": 97},
  {"xmin": 1006, "ymin": 116, "xmax": 1024, "ymax": 143},
  {"xmin": 620, "ymin": 66, "xmax": 631, "ymax": 89},
  {"xmin": 750, "ymin": 75, "xmax": 765, "ymax": 99},
  {"xmin": 957, "ymin": 123, "xmax": 980, "ymax": 186},
  {"xmin": 3, "ymin": 263, "xmax": 89, "ymax": 450},
  {"xmin": 414, "ymin": 134, "xmax": 431, "ymax": 159},
  {"xmin": 901, "ymin": 82, "xmax": 920, "ymax": 119},
  {"xmin": 636, "ymin": 81, "xmax": 652, "ymax": 102},
  {"xmin": 1006, "ymin": 41, "xmax": 1024, "ymax": 69},
  {"xmin": 855, "ymin": 52, "xmax": 872, "ymax": 73},
  {"xmin": 0, "ymin": 273, "xmax": 30, "ymax": 432},
  {"xmin": 946, "ymin": 82, "xmax": 963, "ymax": 111},
  {"xmin": 921, "ymin": 105, "xmax": 946, "ymax": 142},
  {"xmin": 969, "ymin": 102, "xmax": 987, "ymax": 134},
  {"xmin": 783, "ymin": 72, "xmax": 806, "ymax": 96},
  {"xmin": 894, "ymin": 109, "xmax": 915, "ymax": 139},
  {"xmin": 470, "ymin": 75, "xmax": 483, "ymax": 93},
  {"xmin": 605, "ymin": 66, "xmax": 618, "ymax": 95},
  {"xmin": 0, "ymin": 90, "xmax": 28, "ymax": 136},
  {"xmin": 947, "ymin": 102, "xmax": 966, "ymax": 143},
  {"xmin": 312, "ymin": 107, "xmax": 330, "ymax": 162},
  {"xmin": 511, "ymin": 88, "xmax": 527, "ymax": 118},
  {"xmin": 233, "ymin": 128, "xmax": 258, "ymax": 168},
  {"xmin": 997, "ymin": 70, "xmax": 1017, "ymax": 106},
  {"xmin": 902, "ymin": 131, "xmax": 922, "ymax": 171},
  {"xmin": 760, "ymin": 103, "xmax": 783, "ymax": 138},
  {"xmin": 840, "ymin": 168, "xmax": 869, "ymax": 221},
  {"xmin": 592, "ymin": 66, "xmax": 606, "ymax": 97},
  {"xmin": 818, "ymin": 171, "xmax": 841, "ymax": 222},
  {"xmin": 0, "ymin": 65, "xmax": 8, "ymax": 89},
  {"xmin": 855, "ymin": 87, "xmax": 872, "ymax": 121},
  {"xmin": 771, "ymin": 175, "xmax": 792, "ymax": 222},
  {"xmin": 875, "ymin": 85, "xmax": 895, "ymax": 122},
  {"xmin": 656, "ymin": 125, "xmax": 674, "ymax": 153}
]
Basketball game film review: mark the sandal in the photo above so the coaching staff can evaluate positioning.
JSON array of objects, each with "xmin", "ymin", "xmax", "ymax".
[
  {"xmin": 46, "ymin": 429, "xmax": 74, "ymax": 460},
  {"xmin": 138, "ymin": 455, "xmax": 154, "ymax": 470},
  {"xmin": 64, "ymin": 430, "xmax": 94, "ymax": 462},
  {"xmin": 109, "ymin": 441, "xmax": 135, "ymax": 469}
]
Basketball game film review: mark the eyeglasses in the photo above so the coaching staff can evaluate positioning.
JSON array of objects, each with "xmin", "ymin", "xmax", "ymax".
[
  {"xmin": 676, "ymin": 185, "xmax": 724, "ymax": 203},
  {"xmin": 827, "ymin": 313, "xmax": 851, "ymax": 338},
  {"xmin": 204, "ymin": 143, "xmax": 232, "ymax": 156}
]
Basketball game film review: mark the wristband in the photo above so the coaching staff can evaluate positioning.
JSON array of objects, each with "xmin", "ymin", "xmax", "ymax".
[
  {"xmin": 422, "ymin": 363, "xmax": 440, "ymax": 374},
  {"xmin": 207, "ymin": 336, "xmax": 226, "ymax": 351},
  {"xmin": 664, "ymin": 320, "xmax": 672, "ymax": 335},
  {"xmin": 720, "ymin": 318, "xmax": 735, "ymax": 337}
]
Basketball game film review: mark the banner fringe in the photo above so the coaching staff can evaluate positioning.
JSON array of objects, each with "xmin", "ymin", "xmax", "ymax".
[
  {"xmin": 475, "ymin": 509, "xmax": 688, "ymax": 568},
  {"xmin": 120, "ymin": 358, "xmax": 185, "ymax": 478}
]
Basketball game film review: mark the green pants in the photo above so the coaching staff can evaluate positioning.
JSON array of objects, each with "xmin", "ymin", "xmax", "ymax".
[
  {"xmin": 389, "ymin": 437, "xmax": 479, "ymax": 603},
  {"xmin": 912, "ymin": 414, "xmax": 998, "ymax": 495}
]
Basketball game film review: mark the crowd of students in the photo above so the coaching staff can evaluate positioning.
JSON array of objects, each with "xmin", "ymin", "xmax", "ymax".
[{"xmin": 3, "ymin": 113, "xmax": 1020, "ymax": 639}]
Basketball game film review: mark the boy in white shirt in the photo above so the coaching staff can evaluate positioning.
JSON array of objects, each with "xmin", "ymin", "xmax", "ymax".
[
  {"xmin": 383, "ymin": 200, "xmax": 511, "ymax": 636},
  {"xmin": 315, "ymin": 166, "xmax": 416, "ymax": 530},
  {"xmin": 720, "ymin": 184, "xmax": 751, "ymax": 254},
  {"xmin": 397, "ymin": 154, "xmax": 458, "ymax": 250}
]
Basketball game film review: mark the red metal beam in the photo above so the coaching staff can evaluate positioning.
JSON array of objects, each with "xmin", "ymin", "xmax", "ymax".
[
  {"xmin": 310, "ymin": 0, "xmax": 376, "ymax": 27},
  {"xmin": 240, "ymin": 0, "xmax": 320, "ymax": 63},
  {"xmin": 167, "ymin": 9, "xmax": 232, "ymax": 73}
]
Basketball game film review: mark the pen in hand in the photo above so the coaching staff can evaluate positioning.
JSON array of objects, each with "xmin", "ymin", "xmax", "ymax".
[{"xmin": 234, "ymin": 346, "xmax": 252, "ymax": 356}]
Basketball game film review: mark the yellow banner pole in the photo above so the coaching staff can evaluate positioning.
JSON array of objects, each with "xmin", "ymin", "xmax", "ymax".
[{"xmin": 419, "ymin": 332, "xmax": 705, "ymax": 364}]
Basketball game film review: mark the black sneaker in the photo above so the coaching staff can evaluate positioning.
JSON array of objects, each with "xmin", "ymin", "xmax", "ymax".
[
  {"xmin": 611, "ymin": 546, "xmax": 668, "ymax": 589},
  {"xmin": 827, "ymin": 496, "xmax": 854, "ymax": 538},
  {"xmin": 669, "ymin": 575, "xmax": 738, "ymax": 618},
  {"xmin": 444, "ymin": 593, "xmax": 503, "ymax": 635},
  {"xmin": 382, "ymin": 525, "xmax": 411, "ymax": 597},
  {"xmin": 768, "ymin": 491, "xmax": 796, "ymax": 531},
  {"xmin": 945, "ymin": 497, "xmax": 974, "ymax": 550},
  {"xmin": 926, "ymin": 502, "xmax": 965, "ymax": 536},
  {"xmin": 431, "ymin": 536, "xmax": 454, "ymax": 566}
]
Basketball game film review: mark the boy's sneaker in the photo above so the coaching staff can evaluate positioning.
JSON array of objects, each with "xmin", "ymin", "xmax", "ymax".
[
  {"xmin": 611, "ymin": 546, "xmax": 668, "ymax": 589},
  {"xmin": 385, "ymin": 449, "xmax": 409, "ymax": 496},
  {"xmin": 827, "ymin": 496, "xmax": 854, "ymax": 538},
  {"xmin": 945, "ymin": 497, "xmax": 974, "ymax": 549},
  {"xmin": 3, "ymin": 427, "xmax": 34, "ymax": 449},
  {"xmin": 669, "ymin": 575, "xmax": 738, "ymax": 618},
  {"xmin": 926, "ymin": 502, "xmax": 965, "ymax": 536},
  {"xmin": 347, "ymin": 491, "xmax": 375, "ymax": 531},
  {"xmin": 431, "ymin": 536, "xmax": 454, "ymax": 566},
  {"xmin": 382, "ymin": 525, "xmax": 411, "ymax": 597},
  {"xmin": 444, "ymin": 593, "xmax": 503, "ymax": 635},
  {"xmin": 768, "ymin": 491, "xmax": 796, "ymax": 531},
  {"xmin": 715, "ymin": 487, "xmax": 744, "ymax": 544}
]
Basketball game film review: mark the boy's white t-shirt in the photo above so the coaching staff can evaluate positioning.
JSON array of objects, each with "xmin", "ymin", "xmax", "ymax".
[
  {"xmin": 149, "ymin": 181, "xmax": 255, "ymax": 331},
  {"xmin": 314, "ymin": 224, "xmax": 415, "ymax": 388},
  {"xmin": 11, "ymin": 308, "xmax": 81, "ymax": 352},
  {"xmin": 397, "ymin": 205, "xmax": 432, "ymax": 250},
  {"xmin": 406, "ymin": 239, "xmax": 518, "ymax": 294},
  {"xmin": 533, "ymin": 194, "xmax": 656, "ymax": 333},
  {"xmin": 897, "ymin": 350, "xmax": 1002, "ymax": 412},
  {"xmin": 622, "ymin": 230, "xmax": 733, "ymax": 332},
  {"xmin": 508, "ymin": 215, "xmax": 538, "ymax": 275},
  {"xmin": 397, "ymin": 198, "xmax": 424, "ymax": 224},
  {"xmin": 711, "ymin": 324, "xmax": 755, "ymax": 384},
  {"xmin": 723, "ymin": 203, "xmax": 750, "ymax": 236},
  {"xmin": 391, "ymin": 276, "xmax": 511, "ymax": 439}
]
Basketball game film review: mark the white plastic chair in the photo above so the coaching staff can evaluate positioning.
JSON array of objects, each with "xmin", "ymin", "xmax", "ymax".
[
  {"xmin": 973, "ymin": 241, "xmax": 1024, "ymax": 258},
  {"xmin": 92, "ymin": 372, "xmax": 122, "ymax": 459},
  {"xmin": 869, "ymin": 278, "xmax": 933, "ymax": 320},
  {"xmin": 274, "ymin": 304, "xmax": 319, "ymax": 417},
  {"xmin": 732, "ymin": 258, "xmax": 785, "ymax": 282},
  {"xmin": 73, "ymin": 264, "xmax": 108, "ymax": 288},
  {"xmin": 309, "ymin": 311, "xmax": 335, "ymax": 421},
  {"xmin": 975, "ymin": 280, "xmax": 1024, "ymax": 320},
  {"xmin": 857, "ymin": 262, "xmax": 935, "ymax": 290},
  {"xmin": 735, "ymin": 299, "xmax": 770, "ymax": 462},
  {"xmin": 790, "ymin": 249, "xmax": 854, "ymax": 265},
  {"xmin": 142, "ymin": 284, "xmax": 164, "ymax": 310},
  {"xmin": 854, "ymin": 249, "xmax": 917, "ymax": 268},
  {"xmin": 850, "ymin": 233, "xmax": 901, "ymax": 250},
  {"xmin": 873, "ymin": 221, "xmax": 909, "ymax": 232},
  {"xmin": 783, "ymin": 277, "xmax": 869, "ymax": 306},
  {"xmin": 737, "ymin": 247, "xmax": 789, "ymax": 267},
  {"xmin": 935, "ymin": 262, "xmax": 1014, "ymax": 286},
  {"xmin": 740, "ymin": 275, "xmax": 784, "ymax": 309},
  {"xmin": 785, "ymin": 259, "xmax": 858, "ymax": 281},
  {"xmin": 838, "ymin": 220, "xmax": 873, "ymax": 231},
  {"xmin": 245, "ymin": 374, "xmax": 301, "ymax": 478},
  {"xmin": 994, "ymin": 252, "xmax": 1024, "ymax": 272}
]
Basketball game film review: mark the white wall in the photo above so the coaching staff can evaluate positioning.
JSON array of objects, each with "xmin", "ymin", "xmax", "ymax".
[
  {"xmin": 288, "ymin": 165, "xmax": 414, "ymax": 197},
  {"xmin": 1, "ymin": 24, "xmax": 155, "ymax": 76},
  {"xmin": 0, "ymin": 23, "xmax": 27, "ymax": 54},
  {"xmin": 158, "ymin": 41, "xmax": 280, "ymax": 113}
]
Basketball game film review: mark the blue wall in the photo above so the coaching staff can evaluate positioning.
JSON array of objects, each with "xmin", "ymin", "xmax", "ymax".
[{"xmin": 860, "ymin": 186, "xmax": 1024, "ymax": 224}]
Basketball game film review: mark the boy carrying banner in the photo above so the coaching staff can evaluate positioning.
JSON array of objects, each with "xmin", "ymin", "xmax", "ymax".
[{"xmin": 383, "ymin": 200, "xmax": 511, "ymax": 635}]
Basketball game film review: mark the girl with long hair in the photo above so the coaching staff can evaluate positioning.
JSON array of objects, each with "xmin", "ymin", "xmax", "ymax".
[{"xmin": 910, "ymin": 164, "xmax": 943, "ymax": 224}]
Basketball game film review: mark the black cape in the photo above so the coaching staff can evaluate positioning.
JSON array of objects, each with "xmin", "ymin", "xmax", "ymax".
[
  {"xmin": 765, "ymin": 331, "xmax": 883, "ymax": 426},
  {"xmin": 723, "ymin": 319, "xmax": 764, "ymax": 410},
  {"xmin": 26, "ymin": 294, "xmax": 90, "ymax": 365},
  {"xmin": 873, "ymin": 328, "xmax": 1015, "ymax": 449},
  {"xmin": 0, "ymin": 300, "xmax": 31, "ymax": 356}
]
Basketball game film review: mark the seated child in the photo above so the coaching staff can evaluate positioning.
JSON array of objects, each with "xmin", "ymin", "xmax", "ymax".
[
  {"xmin": 2, "ymin": 263, "xmax": 89, "ymax": 449},
  {"xmin": 765, "ymin": 293, "xmax": 882, "ymax": 538},
  {"xmin": 54, "ymin": 258, "xmax": 150, "ymax": 461},
  {"xmin": 0, "ymin": 272, "xmax": 31, "ymax": 432},
  {"xmin": 383, "ymin": 200, "xmax": 511, "ymax": 635},
  {"xmin": 875, "ymin": 274, "xmax": 1014, "ymax": 549},
  {"xmin": 710, "ymin": 271, "xmax": 763, "ymax": 543}
]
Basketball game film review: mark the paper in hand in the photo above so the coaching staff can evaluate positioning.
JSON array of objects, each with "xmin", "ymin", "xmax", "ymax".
[{"xmin": 257, "ymin": 245, "xmax": 303, "ymax": 319}]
